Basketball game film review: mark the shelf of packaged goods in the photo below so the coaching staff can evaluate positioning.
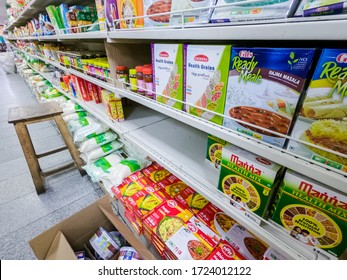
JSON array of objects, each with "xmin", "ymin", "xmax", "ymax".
[
  {"xmin": 116, "ymin": 88, "xmax": 347, "ymax": 193},
  {"xmin": 122, "ymin": 117, "xmax": 318, "ymax": 260},
  {"xmin": 108, "ymin": 16, "xmax": 347, "ymax": 41},
  {"xmin": 7, "ymin": 32, "xmax": 107, "ymax": 41}
]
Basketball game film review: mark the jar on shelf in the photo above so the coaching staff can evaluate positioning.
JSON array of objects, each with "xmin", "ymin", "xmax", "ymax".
[
  {"xmin": 143, "ymin": 67, "xmax": 154, "ymax": 99},
  {"xmin": 129, "ymin": 68, "xmax": 137, "ymax": 92},
  {"xmin": 116, "ymin": 66, "xmax": 129, "ymax": 84},
  {"xmin": 135, "ymin": 65, "xmax": 145, "ymax": 95}
]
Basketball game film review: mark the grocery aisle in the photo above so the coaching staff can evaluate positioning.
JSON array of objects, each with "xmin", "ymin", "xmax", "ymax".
[{"xmin": 0, "ymin": 69, "xmax": 104, "ymax": 259}]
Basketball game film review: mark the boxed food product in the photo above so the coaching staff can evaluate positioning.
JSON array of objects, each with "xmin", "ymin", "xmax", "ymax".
[
  {"xmin": 195, "ymin": 202, "xmax": 223, "ymax": 234},
  {"xmin": 165, "ymin": 216, "xmax": 220, "ymax": 260},
  {"xmin": 218, "ymin": 145, "xmax": 283, "ymax": 220},
  {"xmin": 111, "ymin": 171, "xmax": 145, "ymax": 203},
  {"xmin": 95, "ymin": 0, "xmax": 106, "ymax": 30},
  {"xmin": 271, "ymin": 169, "xmax": 347, "ymax": 259},
  {"xmin": 210, "ymin": 0, "xmax": 297, "ymax": 23},
  {"xmin": 143, "ymin": 0, "xmax": 171, "ymax": 27},
  {"xmin": 207, "ymin": 239, "xmax": 246, "ymax": 260},
  {"xmin": 287, "ymin": 49, "xmax": 347, "ymax": 173},
  {"xmin": 142, "ymin": 162, "xmax": 171, "ymax": 183},
  {"xmin": 116, "ymin": 0, "xmax": 144, "ymax": 29},
  {"xmin": 152, "ymin": 43, "xmax": 184, "ymax": 110},
  {"xmin": 105, "ymin": 0, "xmax": 119, "ymax": 29},
  {"xmin": 184, "ymin": 44, "xmax": 231, "ymax": 125},
  {"xmin": 101, "ymin": 89, "xmax": 125, "ymax": 121},
  {"xmin": 157, "ymin": 174, "xmax": 190, "ymax": 196},
  {"xmin": 174, "ymin": 187, "xmax": 210, "ymax": 214},
  {"xmin": 206, "ymin": 134, "xmax": 229, "ymax": 169},
  {"xmin": 169, "ymin": 0, "xmax": 216, "ymax": 26},
  {"xmin": 296, "ymin": 0, "xmax": 347, "ymax": 17},
  {"xmin": 223, "ymin": 47, "xmax": 315, "ymax": 147}
]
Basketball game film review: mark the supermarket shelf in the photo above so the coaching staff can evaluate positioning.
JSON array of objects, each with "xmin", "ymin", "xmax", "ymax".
[
  {"xmin": 108, "ymin": 17, "xmax": 347, "ymax": 41},
  {"xmin": 117, "ymin": 89, "xmax": 347, "ymax": 193},
  {"xmin": 123, "ymin": 117, "xmax": 317, "ymax": 260},
  {"xmin": 7, "ymin": 32, "xmax": 107, "ymax": 41}
]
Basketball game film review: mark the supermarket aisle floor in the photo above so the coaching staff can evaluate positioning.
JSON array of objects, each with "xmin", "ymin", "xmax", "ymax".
[{"xmin": 0, "ymin": 70, "xmax": 104, "ymax": 259}]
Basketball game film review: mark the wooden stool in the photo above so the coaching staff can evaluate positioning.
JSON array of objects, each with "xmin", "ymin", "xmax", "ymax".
[{"xmin": 8, "ymin": 102, "xmax": 86, "ymax": 194}]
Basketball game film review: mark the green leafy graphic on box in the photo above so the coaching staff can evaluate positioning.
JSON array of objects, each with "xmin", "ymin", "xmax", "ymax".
[{"xmin": 288, "ymin": 52, "xmax": 299, "ymax": 69}]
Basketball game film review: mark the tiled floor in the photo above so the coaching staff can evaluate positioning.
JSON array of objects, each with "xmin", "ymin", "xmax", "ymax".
[{"xmin": 0, "ymin": 69, "xmax": 104, "ymax": 260}]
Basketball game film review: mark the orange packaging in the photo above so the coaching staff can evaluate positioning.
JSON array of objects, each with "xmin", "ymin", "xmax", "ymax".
[
  {"xmin": 174, "ymin": 187, "xmax": 209, "ymax": 214},
  {"xmin": 116, "ymin": 0, "xmax": 144, "ymax": 29},
  {"xmin": 195, "ymin": 203, "xmax": 223, "ymax": 235},
  {"xmin": 207, "ymin": 239, "xmax": 246, "ymax": 260},
  {"xmin": 157, "ymin": 174, "xmax": 190, "ymax": 197},
  {"xmin": 142, "ymin": 162, "xmax": 171, "ymax": 183},
  {"xmin": 111, "ymin": 171, "xmax": 144, "ymax": 203}
]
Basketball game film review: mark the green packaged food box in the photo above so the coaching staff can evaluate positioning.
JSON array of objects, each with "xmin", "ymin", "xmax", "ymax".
[
  {"xmin": 271, "ymin": 169, "xmax": 347, "ymax": 260},
  {"xmin": 184, "ymin": 44, "xmax": 231, "ymax": 125},
  {"xmin": 218, "ymin": 144, "xmax": 283, "ymax": 221},
  {"xmin": 205, "ymin": 134, "xmax": 229, "ymax": 169}
]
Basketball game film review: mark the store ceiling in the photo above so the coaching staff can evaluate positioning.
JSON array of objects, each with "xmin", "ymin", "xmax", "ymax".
[{"xmin": 0, "ymin": 0, "xmax": 7, "ymax": 25}]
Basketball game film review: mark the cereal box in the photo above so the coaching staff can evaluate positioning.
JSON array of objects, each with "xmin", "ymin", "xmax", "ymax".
[
  {"xmin": 210, "ymin": 0, "xmax": 298, "ymax": 23},
  {"xmin": 207, "ymin": 239, "xmax": 246, "ymax": 260},
  {"xmin": 218, "ymin": 145, "xmax": 283, "ymax": 220},
  {"xmin": 184, "ymin": 44, "xmax": 231, "ymax": 125},
  {"xmin": 223, "ymin": 47, "xmax": 315, "ymax": 147},
  {"xmin": 287, "ymin": 49, "xmax": 347, "ymax": 173},
  {"xmin": 206, "ymin": 134, "xmax": 229, "ymax": 169},
  {"xmin": 271, "ymin": 169, "xmax": 347, "ymax": 259},
  {"xmin": 169, "ymin": 0, "xmax": 216, "ymax": 26},
  {"xmin": 165, "ymin": 216, "xmax": 220, "ymax": 260},
  {"xmin": 116, "ymin": 0, "xmax": 144, "ymax": 29},
  {"xmin": 152, "ymin": 43, "xmax": 184, "ymax": 110}
]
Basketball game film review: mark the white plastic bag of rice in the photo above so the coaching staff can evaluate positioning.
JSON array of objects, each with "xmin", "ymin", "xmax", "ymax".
[
  {"xmin": 78, "ymin": 131, "xmax": 118, "ymax": 153},
  {"xmin": 73, "ymin": 122, "xmax": 110, "ymax": 143},
  {"xmin": 68, "ymin": 116, "xmax": 98, "ymax": 133},
  {"xmin": 106, "ymin": 158, "xmax": 150, "ymax": 186},
  {"xmin": 80, "ymin": 140, "xmax": 124, "ymax": 163},
  {"xmin": 83, "ymin": 151, "xmax": 126, "ymax": 182},
  {"xmin": 61, "ymin": 101, "xmax": 85, "ymax": 115},
  {"xmin": 63, "ymin": 111, "xmax": 88, "ymax": 123}
]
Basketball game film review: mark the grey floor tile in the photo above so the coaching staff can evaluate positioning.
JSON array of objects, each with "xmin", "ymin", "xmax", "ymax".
[{"xmin": 0, "ymin": 158, "xmax": 30, "ymax": 181}]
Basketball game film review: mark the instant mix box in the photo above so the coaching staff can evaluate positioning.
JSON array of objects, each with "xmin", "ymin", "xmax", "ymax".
[
  {"xmin": 223, "ymin": 47, "xmax": 315, "ymax": 148},
  {"xmin": 287, "ymin": 48, "xmax": 347, "ymax": 173},
  {"xmin": 271, "ymin": 169, "xmax": 347, "ymax": 259},
  {"xmin": 184, "ymin": 44, "xmax": 231, "ymax": 125},
  {"xmin": 218, "ymin": 144, "xmax": 283, "ymax": 219},
  {"xmin": 206, "ymin": 134, "xmax": 229, "ymax": 169},
  {"xmin": 152, "ymin": 44, "xmax": 184, "ymax": 110}
]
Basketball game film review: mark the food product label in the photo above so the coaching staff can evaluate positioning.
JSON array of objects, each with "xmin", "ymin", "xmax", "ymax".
[
  {"xmin": 152, "ymin": 44, "xmax": 184, "ymax": 110},
  {"xmin": 218, "ymin": 144, "xmax": 282, "ymax": 219},
  {"xmin": 175, "ymin": 187, "xmax": 209, "ymax": 213},
  {"xmin": 223, "ymin": 47, "xmax": 315, "ymax": 147},
  {"xmin": 143, "ymin": 0, "xmax": 171, "ymax": 27},
  {"xmin": 184, "ymin": 44, "xmax": 231, "ymax": 125},
  {"xmin": 101, "ymin": 143, "xmax": 114, "ymax": 153},
  {"xmin": 142, "ymin": 162, "xmax": 171, "ymax": 183},
  {"xmin": 77, "ymin": 111, "xmax": 87, "ymax": 118},
  {"xmin": 195, "ymin": 203, "xmax": 223, "ymax": 234},
  {"xmin": 271, "ymin": 170, "xmax": 347, "ymax": 259},
  {"xmin": 116, "ymin": 0, "xmax": 144, "ymax": 29},
  {"xmin": 94, "ymin": 133, "xmax": 107, "ymax": 144},
  {"xmin": 78, "ymin": 117, "xmax": 89, "ymax": 127},
  {"xmin": 205, "ymin": 134, "xmax": 229, "ymax": 169},
  {"xmin": 111, "ymin": 171, "xmax": 144, "ymax": 202},
  {"xmin": 287, "ymin": 48, "xmax": 347, "ymax": 173},
  {"xmin": 93, "ymin": 157, "xmax": 112, "ymax": 172},
  {"xmin": 158, "ymin": 174, "xmax": 189, "ymax": 197},
  {"xmin": 207, "ymin": 239, "xmax": 246, "ymax": 260}
]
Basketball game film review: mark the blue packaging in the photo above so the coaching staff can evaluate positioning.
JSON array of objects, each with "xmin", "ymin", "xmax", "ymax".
[
  {"xmin": 223, "ymin": 47, "xmax": 315, "ymax": 148},
  {"xmin": 59, "ymin": 4, "xmax": 70, "ymax": 34}
]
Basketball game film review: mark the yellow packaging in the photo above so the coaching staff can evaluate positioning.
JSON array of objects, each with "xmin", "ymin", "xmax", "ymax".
[{"xmin": 101, "ymin": 89, "xmax": 125, "ymax": 121}]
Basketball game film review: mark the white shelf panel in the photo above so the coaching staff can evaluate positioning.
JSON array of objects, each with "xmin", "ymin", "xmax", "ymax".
[
  {"xmin": 124, "ymin": 117, "xmax": 317, "ymax": 260},
  {"xmin": 117, "ymin": 89, "xmax": 347, "ymax": 193},
  {"xmin": 108, "ymin": 17, "xmax": 347, "ymax": 41}
]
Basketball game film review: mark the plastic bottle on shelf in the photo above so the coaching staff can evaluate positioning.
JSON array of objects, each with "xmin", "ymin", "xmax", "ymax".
[
  {"xmin": 129, "ymin": 68, "xmax": 138, "ymax": 92},
  {"xmin": 135, "ymin": 65, "xmax": 145, "ymax": 95},
  {"xmin": 143, "ymin": 67, "xmax": 154, "ymax": 99},
  {"xmin": 116, "ymin": 65, "xmax": 129, "ymax": 85}
]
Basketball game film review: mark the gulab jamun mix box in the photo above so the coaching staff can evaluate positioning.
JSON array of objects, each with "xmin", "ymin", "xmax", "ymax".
[
  {"xmin": 184, "ymin": 44, "xmax": 231, "ymax": 125},
  {"xmin": 223, "ymin": 47, "xmax": 315, "ymax": 147},
  {"xmin": 205, "ymin": 134, "xmax": 229, "ymax": 169},
  {"xmin": 152, "ymin": 43, "xmax": 184, "ymax": 110},
  {"xmin": 270, "ymin": 170, "xmax": 347, "ymax": 260},
  {"xmin": 218, "ymin": 144, "xmax": 283, "ymax": 221},
  {"xmin": 286, "ymin": 49, "xmax": 347, "ymax": 173}
]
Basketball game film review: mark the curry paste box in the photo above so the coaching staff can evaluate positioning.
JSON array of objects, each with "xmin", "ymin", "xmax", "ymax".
[
  {"xmin": 174, "ymin": 186, "xmax": 210, "ymax": 214},
  {"xmin": 218, "ymin": 144, "xmax": 283, "ymax": 221},
  {"xmin": 184, "ymin": 44, "xmax": 231, "ymax": 125},
  {"xmin": 223, "ymin": 47, "xmax": 315, "ymax": 148},
  {"xmin": 141, "ymin": 162, "xmax": 172, "ymax": 184},
  {"xmin": 207, "ymin": 239, "xmax": 246, "ymax": 260},
  {"xmin": 157, "ymin": 174, "xmax": 190, "ymax": 197},
  {"xmin": 206, "ymin": 134, "xmax": 229, "ymax": 169},
  {"xmin": 287, "ymin": 49, "xmax": 347, "ymax": 173},
  {"xmin": 271, "ymin": 169, "xmax": 347, "ymax": 260}
]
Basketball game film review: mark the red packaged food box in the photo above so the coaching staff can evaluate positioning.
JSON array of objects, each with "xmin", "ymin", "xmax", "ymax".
[
  {"xmin": 196, "ymin": 203, "xmax": 223, "ymax": 235},
  {"xmin": 125, "ymin": 186, "xmax": 166, "ymax": 221},
  {"xmin": 77, "ymin": 77, "xmax": 91, "ymax": 101},
  {"xmin": 124, "ymin": 207, "xmax": 143, "ymax": 235},
  {"xmin": 111, "ymin": 171, "xmax": 144, "ymax": 204},
  {"xmin": 207, "ymin": 239, "xmax": 246, "ymax": 260},
  {"xmin": 157, "ymin": 174, "xmax": 190, "ymax": 197},
  {"xmin": 142, "ymin": 162, "xmax": 171, "ymax": 183},
  {"xmin": 174, "ymin": 187, "xmax": 209, "ymax": 214},
  {"xmin": 143, "ymin": 199, "xmax": 194, "ymax": 243}
]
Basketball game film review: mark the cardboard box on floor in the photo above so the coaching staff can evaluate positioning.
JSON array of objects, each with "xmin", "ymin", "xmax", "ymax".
[{"xmin": 29, "ymin": 195, "xmax": 157, "ymax": 260}]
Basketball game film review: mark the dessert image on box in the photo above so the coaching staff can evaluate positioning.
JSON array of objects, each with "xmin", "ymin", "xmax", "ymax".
[
  {"xmin": 271, "ymin": 169, "xmax": 347, "ymax": 259},
  {"xmin": 184, "ymin": 44, "xmax": 231, "ymax": 125},
  {"xmin": 287, "ymin": 49, "xmax": 347, "ymax": 173},
  {"xmin": 218, "ymin": 144, "xmax": 282, "ymax": 219},
  {"xmin": 223, "ymin": 47, "xmax": 315, "ymax": 147}
]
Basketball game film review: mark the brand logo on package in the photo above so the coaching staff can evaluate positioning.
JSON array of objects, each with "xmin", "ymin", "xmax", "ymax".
[
  {"xmin": 146, "ymin": 187, "xmax": 154, "ymax": 193},
  {"xmin": 221, "ymin": 244, "xmax": 234, "ymax": 257},
  {"xmin": 239, "ymin": 50, "xmax": 253, "ymax": 58},
  {"xmin": 194, "ymin": 54, "xmax": 209, "ymax": 62},
  {"xmin": 256, "ymin": 157, "xmax": 272, "ymax": 165},
  {"xmin": 159, "ymin": 51, "xmax": 169, "ymax": 58},
  {"xmin": 336, "ymin": 53, "xmax": 347, "ymax": 63},
  {"xmin": 167, "ymin": 200, "xmax": 177, "ymax": 208},
  {"xmin": 187, "ymin": 223, "xmax": 198, "ymax": 233}
]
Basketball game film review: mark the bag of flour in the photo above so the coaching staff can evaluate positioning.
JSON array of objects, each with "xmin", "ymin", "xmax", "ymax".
[
  {"xmin": 80, "ymin": 140, "xmax": 124, "ymax": 163},
  {"xmin": 78, "ymin": 131, "xmax": 118, "ymax": 153}
]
